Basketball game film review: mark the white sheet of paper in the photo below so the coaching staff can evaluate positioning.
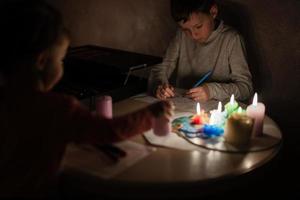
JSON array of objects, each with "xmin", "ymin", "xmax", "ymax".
[{"xmin": 62, "ymin": 141, "xmax": 156, "ymax": 179}]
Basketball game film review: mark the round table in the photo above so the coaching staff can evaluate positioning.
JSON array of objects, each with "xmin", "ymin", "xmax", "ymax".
[{"xmin": 61, "ymin": 98, "xmax": 282, "ymax": 198}]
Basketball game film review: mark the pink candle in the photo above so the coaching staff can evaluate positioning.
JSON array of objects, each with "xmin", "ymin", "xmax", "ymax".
[
  {"xmin": 96, "ymin": 95, "xmax": 113, "ymax": 119},
  {"xmin": 246, "ymin": 93, "xmax": 265, "ymax": 137},
  {"xmin": 153, "ymin": 117, "xmax": 171, "ymax": 136}
]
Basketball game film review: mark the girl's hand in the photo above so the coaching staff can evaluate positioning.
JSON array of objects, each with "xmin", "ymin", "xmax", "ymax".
[
  {"xmin": 155, "ymin": 84, "xmax": 175, "ymax": 100},
  {"xmin": 185, "ymin": 85, "xmax": 210, "ymax": 102}
]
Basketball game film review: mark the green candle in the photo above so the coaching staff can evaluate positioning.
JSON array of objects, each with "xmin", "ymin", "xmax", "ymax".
[{"xmin": 225, "ymin": 94, "xmax": 238, "ymax": 117}]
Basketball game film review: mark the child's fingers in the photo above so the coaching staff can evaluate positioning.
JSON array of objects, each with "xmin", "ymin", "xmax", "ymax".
[
  {"xmin": 156, "ymin": 85, "xmax": 173, "ymax": 99},
  {"xmin": 156, "ymin": 85, "xmax": 167, "ymax": 100},
  {"xmin": 164, "ymin": 88, "xmax": 175, "ymax": 97},
  {"xmin": 187, "ymin": 92, "xmax": 198, "ymax": 99},
  {"xmin": 186, "ymin": 87, "xmax": 202, "ymax": 95},
  {"xmin": 162, "ymin": 84, "xmax": 175, "ymax": 97},
  {"xmin": 169, "ymin": 84, "xmax": 175, "ymax": 92}
]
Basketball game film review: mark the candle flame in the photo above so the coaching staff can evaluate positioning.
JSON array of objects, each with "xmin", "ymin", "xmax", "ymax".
[
  {"xmin": 230, "ymin": 94, "xmax": 235, "ymax": 105},
  {"xmin": 196, "ymin": 102, "xmax": 201, "ymax": 115},
  {"xmin": 217, "ymin": 102, "xmax": 222, "ymax": 113},
  {"xmin": 237, "ymin": 107, "xmax": 243, "ymax": 113},
  {"xmin": 252, "ymin": 93, "xmax": 258, "ymax": 106}
]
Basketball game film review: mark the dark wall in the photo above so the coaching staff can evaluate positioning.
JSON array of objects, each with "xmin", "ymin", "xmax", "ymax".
[
  {"xmin": 50, "ymin": 0, "xmax": 300, "ymax": 141},
  {"xmin": 50, "ymin": 0, "xmax": 176, "ymax": 56}
]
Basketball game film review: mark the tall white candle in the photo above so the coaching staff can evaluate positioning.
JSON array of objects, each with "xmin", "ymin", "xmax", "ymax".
[{"xmin": 246, "ymin": 93, "xmax": 265, "ymax": 137}]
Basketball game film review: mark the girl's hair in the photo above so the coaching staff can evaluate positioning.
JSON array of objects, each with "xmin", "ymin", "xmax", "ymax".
[
  {"xmin": 171, "ymin": 0, "xmax": 216, "ymax": 23},
  {"xmin": 0, "ymin": 0, "xmax": 69, "ymax": 76}
]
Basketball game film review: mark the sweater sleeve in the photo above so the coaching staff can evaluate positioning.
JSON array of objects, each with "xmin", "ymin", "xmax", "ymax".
[
  {"xmin": 205, "ymin": 34, "xmax": 253, "ymax": 101},
  {"xmin": 62, "ymin": 97, "xmax": 154, "ymax": 145},
  {"xmin": 148, "ymin": 30, "xmax": 181, "ymax": 96}
]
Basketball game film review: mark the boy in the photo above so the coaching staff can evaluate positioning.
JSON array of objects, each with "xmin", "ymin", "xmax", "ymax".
[{"xmin": 148, "ymin": 0, "xmax": 253, "ymax": 102}]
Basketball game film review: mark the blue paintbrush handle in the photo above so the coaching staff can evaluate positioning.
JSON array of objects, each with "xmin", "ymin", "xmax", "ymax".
[{"xmin": 193, "ymin": 70, "xmax": 212, "ymax": 88}]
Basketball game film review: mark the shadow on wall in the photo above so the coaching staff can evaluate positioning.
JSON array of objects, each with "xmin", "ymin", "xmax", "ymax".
[{"xmin": 218, "ymin": 1, "xmax": 272, "ymax": 99}]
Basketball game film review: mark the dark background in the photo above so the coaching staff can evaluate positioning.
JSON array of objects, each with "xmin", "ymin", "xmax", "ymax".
[{"xmin": 49, "ymin": 0, "xmax": 300, "ymax": 197}]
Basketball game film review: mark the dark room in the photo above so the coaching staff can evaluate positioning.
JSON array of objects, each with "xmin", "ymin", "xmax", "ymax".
[{"xmin": 0, "ymin": 0, "xmax": 299, "ymax": 199}]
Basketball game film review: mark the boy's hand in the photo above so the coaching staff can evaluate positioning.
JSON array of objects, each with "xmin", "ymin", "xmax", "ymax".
[
  {"xmin": 185, "ymin": 85, "xmax": 210, "ymax": 102},
  {"xmin": 155, "ymin": 84, "xmax": 175, "ymax": 100},
  {"xmin": 148, "ymin": 100, "xmax": 174, "ymax": 121}
]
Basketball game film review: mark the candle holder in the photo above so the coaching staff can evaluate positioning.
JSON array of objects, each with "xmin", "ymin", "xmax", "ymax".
[{"xmin": 224, "ymin": 113, "xmax": 254, "ymax": 147}]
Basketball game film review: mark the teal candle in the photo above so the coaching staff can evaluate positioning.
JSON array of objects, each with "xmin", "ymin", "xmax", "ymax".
[{"xmin": 225, "ymin": 95, "xmax": 239, "ymax": 117}]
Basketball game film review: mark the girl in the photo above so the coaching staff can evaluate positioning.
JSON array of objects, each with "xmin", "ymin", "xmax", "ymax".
[{"xmin": 0, "ymin": 0, "xmax": 173, "ymax": 197}]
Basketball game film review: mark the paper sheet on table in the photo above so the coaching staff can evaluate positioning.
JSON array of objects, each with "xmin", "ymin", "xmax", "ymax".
[
  {"xmin": 131, "ymin": 88, "xmax": 220, "ymax": 113},
  {"xmin": 62, "ymin": 141, "xmax": 156, "ymax": 179}
]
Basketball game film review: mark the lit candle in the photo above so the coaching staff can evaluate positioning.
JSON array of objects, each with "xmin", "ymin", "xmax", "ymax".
[
  {"xmin": 224, "ymin": 113, "xmax": 254, "ymax": 147},
  {"xmin": 191, "ymin": 102, "xmax": 202, "ymax": 125},
  {"xmin": 246, "ymin": 93, "xmax": 266, "ymax": 137},
  {"xmin": 225, "ymin": 94, "xmax": 239, "ymax": 117},
  {"xmin": 209, "ymin": 102, "xmax": 226, "ymax": 127}
]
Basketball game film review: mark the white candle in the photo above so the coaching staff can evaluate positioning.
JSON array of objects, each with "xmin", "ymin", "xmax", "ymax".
[
  {"xmin": 246, "ymin": 93, "xmax": 265, "ymax": 137},
  {"xmin": 209, "ymin": 102, "xmax": 225, "ymax": 127}
]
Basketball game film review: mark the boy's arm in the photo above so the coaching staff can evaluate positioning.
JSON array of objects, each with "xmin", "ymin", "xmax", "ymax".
[
  {"xmin": 205, "ymin": 34, "xmax": 253, "ymax": 102},
  {"xmin": 148, "ymin": 30, "xmax": 181, "ymax": 96}
]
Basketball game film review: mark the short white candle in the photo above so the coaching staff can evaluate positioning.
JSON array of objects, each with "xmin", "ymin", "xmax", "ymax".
[
  {"xmin": 246, "ymin": 93, "xmax": 265, "ymax": 137},
  {"xmin": 209, "ymin": 102, "xmax": 225, "ymax": 127}
]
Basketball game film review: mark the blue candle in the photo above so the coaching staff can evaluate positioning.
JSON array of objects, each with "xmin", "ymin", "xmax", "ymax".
[{"xmin": 203, "ymin": 124, "xmax": 224, "ymax": 137}]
